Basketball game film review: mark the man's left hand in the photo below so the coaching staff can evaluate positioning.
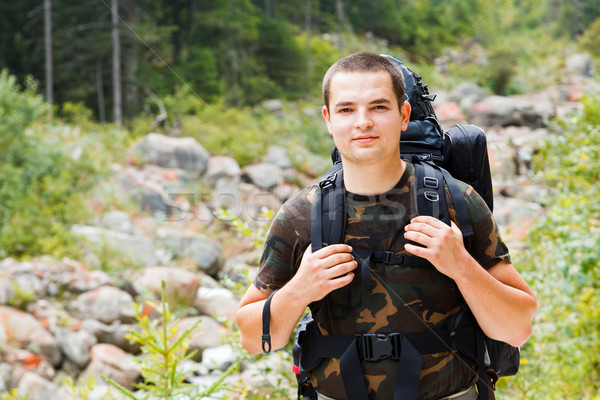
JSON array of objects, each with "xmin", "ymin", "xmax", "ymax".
[{"xmin": 404, "ymin": 216, "xmax": 469, "ymax": 279}]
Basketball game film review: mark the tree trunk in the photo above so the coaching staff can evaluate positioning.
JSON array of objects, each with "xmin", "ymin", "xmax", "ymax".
[
  {"xmin": 44, "ymin": 0, "xmax": 53, "ymax": 108},
  {"xmin": 96, "ymin": 61, "xmax": 106, "ymax": 124},
  {"xmin": 305, "ymin": 0, "xmax": 311, "ymax": 96},
  {"xmin": 112, "ymin": 0, "xmax": 122, "ymax": 124}
]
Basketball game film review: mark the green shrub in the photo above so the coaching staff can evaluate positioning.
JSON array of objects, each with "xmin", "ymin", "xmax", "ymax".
[
  {"xmin": 500, "ymin": 94, "xmax": 600, "ymax": 399},
  {"xmin": 0, "ymin": 71, "xmax": 125, "ymax": 258}
]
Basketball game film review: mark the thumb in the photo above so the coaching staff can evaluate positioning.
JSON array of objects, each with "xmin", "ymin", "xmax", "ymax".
[{"xmin": 450, "ymin": 220, "xmax": 463, "ymax": 237}]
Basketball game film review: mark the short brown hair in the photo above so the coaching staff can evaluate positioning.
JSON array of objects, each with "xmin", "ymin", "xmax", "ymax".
[{"xmin": 322, "ymin": 52, "xmax": 406, "ymax": 111}]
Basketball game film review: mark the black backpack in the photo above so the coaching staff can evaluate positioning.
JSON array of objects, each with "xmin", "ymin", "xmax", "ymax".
[{"xmin": 262, "ymin": 56, "xmax": 518, "ymax": 400}]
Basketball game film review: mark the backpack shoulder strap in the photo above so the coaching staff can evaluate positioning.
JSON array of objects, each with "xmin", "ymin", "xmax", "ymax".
[
  {"xmin": 311, "ymin": 163, "xmax": 345, "ymax": 252},
  {"xmin": 414, "ymin": 161, "xmax": 474, "ymax": 237}
]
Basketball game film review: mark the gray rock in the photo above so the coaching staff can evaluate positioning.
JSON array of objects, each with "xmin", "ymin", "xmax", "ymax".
[
  {"xmin": 129, "ymin": 133, "xmax": 211, "ymax": 175},
  {"xmin": 266, "ymin": 146, "xmax": 292, "ymax": 169},
  {"xmin": 449, "ymin": 82, "xmax": 488, "ymax": 110},
  {"xmin": 202, "ymin": 344, "xmax": 235, "ymax": 371},
  {"xmin": 186, "ymin": 238, "xmax": 223, "ymax": 278},
  {"xmin": 565, "ymin": 53, "xmax": 595, "ymax": 77},
  {"xmin": 71, "ymin": 225, "xmax": 156, "ymax": 267},
  {"xmin": 195, "ymin": 287, "xmax": 239, "ymax": 320},
  {"xmin": 71, "ymin": 286, "xmax": 136, "ymax": 324},
  {"xmin": 178, "ymin": 316, "xmax": 225, "ymax": 360},
  {"xmin": 16, "ymin": 372, "xmax": 71, "ymax": 400},
  {"xmin": 80, "ymin": 343, "xmax": 141, "ymax": 390},
  {"xmin": 80, "ymin": 319, "xmax": 140, "ymax": 354},
  {"xmin": 469, "ymin": 95, "xmax": 554, "ymax": 128},
  {"xmin": 204, "ymin": 156, "xmax": 242, "ymax": 187},
  {"xmin": 130, "ymin": 266, "xmax": 201, "ymax": 307},
  {"xmin": 53, "ymin": 327, "xmax": 92, "ymax": 368},
  {"xmin": 101, "ymin": 210, "xmax": 134, "ymax": 234},
  {"xmin": 241, "ymin": 163, "xmax": 285, "ymax": 191}
]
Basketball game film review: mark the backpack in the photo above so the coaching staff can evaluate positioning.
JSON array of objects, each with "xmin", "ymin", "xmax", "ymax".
[{"xmin": 262, "ymin": 55, "xmax": 518, "ymax": 400}]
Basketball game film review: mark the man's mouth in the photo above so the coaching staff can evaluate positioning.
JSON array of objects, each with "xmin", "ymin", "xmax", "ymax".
[{"xmin": 352, "ymin": 135, "xmax": 378, "ymax": 144}]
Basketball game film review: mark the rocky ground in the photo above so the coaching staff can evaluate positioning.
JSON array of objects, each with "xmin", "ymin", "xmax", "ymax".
[{"xmin": 0, "ymin": 53, "xmax": 596, "ymax": 399}]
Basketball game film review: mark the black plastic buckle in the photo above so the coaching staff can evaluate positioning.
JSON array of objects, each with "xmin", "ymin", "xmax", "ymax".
[
  {"xmin": 360, "ymin": 333, "xmax": 401, "ymax": 361},
  {"xmin": 319, "ymin": 171, "xmax": 338, "ymax": 190}
]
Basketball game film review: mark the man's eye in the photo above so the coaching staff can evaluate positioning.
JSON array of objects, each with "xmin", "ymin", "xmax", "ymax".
[{"xmin": 338, "ymin": 108, "xmax": 351, "ymax": 113}]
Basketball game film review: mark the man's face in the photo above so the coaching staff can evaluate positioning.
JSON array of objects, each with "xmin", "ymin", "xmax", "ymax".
[{"xmin": 322, "ymin": 71, "xmax": 410, "ymax": 166}]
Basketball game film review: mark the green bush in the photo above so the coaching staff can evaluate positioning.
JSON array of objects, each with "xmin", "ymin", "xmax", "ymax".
[
  {"xmin": 0, "ymin": 71, "xmax": 124, "ymax": 258},
  {"xmin": 500, "ymin": 94, "xmax": 600, "ymax": 399}
]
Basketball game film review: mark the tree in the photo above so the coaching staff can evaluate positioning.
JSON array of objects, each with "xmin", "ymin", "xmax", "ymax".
[
  {"xmin": 112, "ymin": 0, "xmax": 122, "ymax": 124},
  {"xmin": 44, "ymin": 0, "xmax": 53, "ymax": 107}
]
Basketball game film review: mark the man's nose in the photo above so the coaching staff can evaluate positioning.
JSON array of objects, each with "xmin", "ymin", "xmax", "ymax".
[{"xmin": 354, "ymin": 110, "xmax": 374, "ymax": 131}]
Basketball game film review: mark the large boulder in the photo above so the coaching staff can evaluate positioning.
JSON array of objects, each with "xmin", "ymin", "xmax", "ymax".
[
  {"xmin": 71, "ymin": 286, "xmax": 136, "ymax": 324},
  {"xmin": 130, "ymin": 266, "xmax": 201, "ymax": 307},
  {"xmin": 129, "ymin": 133, "xmax": 211, "ymax": 175}
]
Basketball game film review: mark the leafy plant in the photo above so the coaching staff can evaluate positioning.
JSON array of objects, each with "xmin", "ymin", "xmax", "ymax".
[
  {"xmin": 104, "ymin": 280, "xmax": 237, "ymax": 399},
  {"xmin": 499, "ymin": 94, "xmax": 600, "ymax": 399}
]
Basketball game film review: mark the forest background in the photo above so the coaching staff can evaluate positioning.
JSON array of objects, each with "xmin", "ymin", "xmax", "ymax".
[{"xmin": 1, "ymin": 0, "xmax": 599, "ymax": 398}]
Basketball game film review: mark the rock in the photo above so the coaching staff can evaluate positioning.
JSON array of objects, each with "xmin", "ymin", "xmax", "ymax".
[
  {"xmin": 266, "ymin": 146, "xmax": 292, "ymax": 169},
  {"xmin": 80, "ymin": 319, "xmax": 140, "ymax": 354},
  {"xmin": 71, "ymin": 225, "xmax": 156, "ymax": 267},
  {"xmin": 241, "ymin": 163, "xmax": 285, "ymax": 191},
  {"xmin": 101, "ymin": 210, "xmax": 134, "ymax": 234},
  {"xmin": 204, "ymin": 156, "xmax": 242, "ymax": 187},
  {"xmin": 16, "ymin": 372, "xmax": 71, "ymax": 400},
  {"xmin": 52, "ymin": 258, "xmax": 113, "ymax": 293},
  {"xmin": 449, "ymin": 82, "xmax": 488, "ymax": 110},
  {"xmin": 80, "ymin": 343, "xmax": 141, "ymax": 390},
  {"xmin": 71, "ymin": 286, "xmax": 136, "ymax": 324},
  {"xmin": 178, "ymin": 316, "xmax": 226, "ymax": 360},
  {"xmin": 187, "ymin": 239, "xmax": 224, "ymax": 278},
  {"xmin": 129, "ymin": 133, "xmax": 211, "ymax": 175},
  {"xmin": 195, "ymin": 287, "xmax": 239, "ymax": 320},
  {"xmin": 202, "ymin": 344, "xmax": 235, "ymax": 371},
  {"xmin": 53, "ymin": 327, "xmax": 93, "ymax": 368},
  {"xmin": 239, "ymin": 183, "xmax": 282, "ymax": 222},
  {"xmin": 565, "ymin": 53, "xmax": 595, "ymax": 77},
  {"xmin": 0, "ymin": 306, "xmax": 63, "ymax": 367},
  {"xmin": 130, "ymin": 266, "xmax": 201, "ymax": 307},
  {"xmin": 469, "ymin": 95, "xmax": 554, "ymax": 128}
]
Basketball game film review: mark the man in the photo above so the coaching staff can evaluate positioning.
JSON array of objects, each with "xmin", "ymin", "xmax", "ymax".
[{"xmin": 236, "ymin": 52, "xmax": 536, "ymax": 400}]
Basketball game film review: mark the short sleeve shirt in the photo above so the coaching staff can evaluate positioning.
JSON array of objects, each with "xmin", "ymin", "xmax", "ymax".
[{"xmin": 254, "ymin": 162, "xmax": 511, "ymax": 400}]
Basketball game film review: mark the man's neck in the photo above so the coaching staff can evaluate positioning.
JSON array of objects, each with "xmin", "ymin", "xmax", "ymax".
[{"xmin": 342, "ymin": 158, "xmax": 406, "ymax": 196}]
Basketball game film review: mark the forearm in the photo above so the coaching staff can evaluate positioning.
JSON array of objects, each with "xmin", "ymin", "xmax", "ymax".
[
  {"xmin": 236, "ymin": 285, "xmax": 309, "ymax": 354},
  {"xmin": 453, "ymin": 257, "xmax": 537, "ymax": 347}
]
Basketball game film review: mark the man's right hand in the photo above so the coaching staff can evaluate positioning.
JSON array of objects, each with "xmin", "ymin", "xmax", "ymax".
[{"xmin": 287, "ymin": 244, "xmax": 357, "ymax": 304}]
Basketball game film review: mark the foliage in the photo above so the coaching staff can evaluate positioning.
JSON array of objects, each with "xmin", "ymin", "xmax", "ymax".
[
  {"xmin": 3, "ymin": 0, "xmax": 597, "ymax": 116},
  {"xmin": 499, "ymin": 94, "xmax": 600, "ymax": 399},
  {"xmin": 0, "ymin": 71, "xmax": 125, "ymax": 259},
  {"xmin": 104, "ymin": 280, "xmax": 238, "ymax": 399}
]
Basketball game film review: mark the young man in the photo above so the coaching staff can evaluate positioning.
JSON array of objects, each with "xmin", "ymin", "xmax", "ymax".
[{"xmin": 236, "ymin": 52, "xmax": 536, "ymax": 400}]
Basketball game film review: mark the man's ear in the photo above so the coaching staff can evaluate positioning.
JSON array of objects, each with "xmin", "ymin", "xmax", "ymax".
[
  {"xmin": 322, "ymin": 105, "xmax": 333, "ymax": 135},
  {"xmin": 400, "ymin": 101, "xmax": 411, "ymax": 132}
]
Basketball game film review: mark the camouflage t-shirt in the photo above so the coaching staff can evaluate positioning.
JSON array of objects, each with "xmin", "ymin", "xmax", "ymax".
[{"xmin": 254, "ymin": 162, "xmax": 511, "ymax": 400}]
